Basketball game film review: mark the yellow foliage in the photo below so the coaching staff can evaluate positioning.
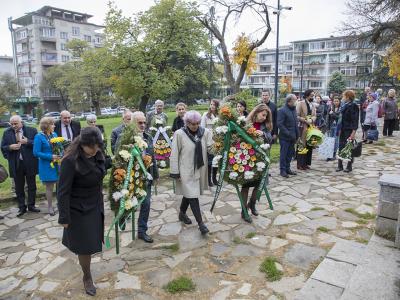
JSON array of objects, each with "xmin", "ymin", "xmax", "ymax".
[
  {"xmin": 232, "ymin": 33, "xmax": 257, "ymax": 76},
  {"xmin": 279, "ymin": 76, "xmax": 292, "ymax": 94},
  {"xmin": 385, "ymin": 41, "xmax": 400, "ymax": 80}
]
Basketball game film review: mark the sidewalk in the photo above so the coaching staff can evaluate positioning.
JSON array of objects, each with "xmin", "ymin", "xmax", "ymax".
[{"xmin": 0, "ymin": 132, "xmax": 399, "ymax": 299}]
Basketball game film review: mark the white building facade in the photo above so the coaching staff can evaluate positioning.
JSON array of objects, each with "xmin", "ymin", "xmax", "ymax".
[
  {"xmin": 0, "ymin": 56, "xmax": 15, "ymax": 76},
  {"xmin": 10, "ymin": 6, "xmax": 103, "ymax": 111},
  {"xmin": 244, "ymin": 36, "xmax": 376, "ymax": 97}
]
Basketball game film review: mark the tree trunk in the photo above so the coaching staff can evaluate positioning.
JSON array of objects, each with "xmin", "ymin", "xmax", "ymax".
[{"xmin": 139, "ymin": 94, "xmax": 150, "ymax": 113}]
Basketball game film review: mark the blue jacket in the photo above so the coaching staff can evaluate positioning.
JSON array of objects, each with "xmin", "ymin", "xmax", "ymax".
[
  {"xmin": 277, "ymin": 104, "xmax": 299, "ymax": 142},
  {"xmin": 1, "ymin": 125, "xmax": 38, "ymax": 178},
  {"xmin": 33, "ymin": 132, "xmax": 59, "ymax": 182}
]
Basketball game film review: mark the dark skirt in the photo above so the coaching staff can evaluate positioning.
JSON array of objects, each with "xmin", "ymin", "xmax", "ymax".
[
  {"xmin": 242, "ymin": 180, "xmax": 261, "ymax": 189},
  {"xmin": 62, "ymin": 206, "xmax": 104, "ymax": 255}
]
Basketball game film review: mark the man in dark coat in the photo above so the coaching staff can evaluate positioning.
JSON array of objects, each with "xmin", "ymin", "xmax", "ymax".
[
  {"xmin": 277, "ymin": 94, "xmax": 299, "ymax": 178},
  {"xmin": 111, "ymin": 110, "xmax": 132, "ymax": 154},
  {"xmin": 131, "ymin": 111, "xmax": 159, "ymax": 243},
  {"xmin": 1, "ymin": 115, "xmax": 40, "ymax": 216},
  {"xmin": 55, "ymin": 110, "xmax": 81, "ymax": 142},
  {"xmin": 261, "ymin": 90, "xmax": 278, "ymax": 142}
]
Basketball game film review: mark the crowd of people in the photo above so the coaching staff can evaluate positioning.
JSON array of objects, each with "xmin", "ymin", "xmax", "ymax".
[{"xmin": 0, "ymin": 87, "xmax": 398, "ymax": 296}]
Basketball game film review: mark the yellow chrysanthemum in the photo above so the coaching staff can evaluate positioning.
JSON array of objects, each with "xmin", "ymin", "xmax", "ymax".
[
  {"xmin": 233, "ymin": 164, "xmax": 239, "ymax": 171},
  {"xmin": 238, "ymin": 166, "xmax": 245, "ymax": 173},
  {"xmin": 250, "ymin": 156, "xmax": 257, "ymax": 161},
  {"xmin": 229, "ymin": 153, "xmax": 234, "ymax": 159}
]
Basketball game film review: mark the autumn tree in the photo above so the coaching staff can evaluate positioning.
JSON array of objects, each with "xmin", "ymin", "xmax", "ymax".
[
  {"xmin": 385, "ymin": 41, "xmax": 400, "ymax": 80},
  {"xmin": 198, "ymin": 0, "xmax": 272, "ymax": 93},
  {"xmin": 232, "ymin": 33, "xmax": 257, "ymax": 76}
]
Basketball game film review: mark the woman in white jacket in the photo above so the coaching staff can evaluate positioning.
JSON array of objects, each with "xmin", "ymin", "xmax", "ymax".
[
  {"xmin": 170, "ymin": 111, "xmax": 214, "ymax": 235},
  {"xmin": 363, "ymin": 93, "xmax": 380, "ymax": 144}
]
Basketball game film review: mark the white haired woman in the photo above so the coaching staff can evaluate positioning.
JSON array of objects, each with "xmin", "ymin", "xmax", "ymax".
[{"xmin": 170, "ymin": 110, "xmax": 213, "ymax": 234}]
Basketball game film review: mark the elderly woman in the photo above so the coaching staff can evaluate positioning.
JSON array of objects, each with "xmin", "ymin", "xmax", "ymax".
[
  {"xmin": 33, "ymin": 117, "xmax": 60, "ymax": 216},
  {"xmin": 336, "ymin": 90, "xmax": 359, "ymax": 173},
  {"xmin": 170, "ymin": 110, "xmax": 213, "ymax": 234},
  {"xmin": 146, "ymin": 99, "xmax": 168, "ymax": 128},
  {"xmin": 363, "ymin": 93, "xmax": 380, "ymax": 144},
  {"xmin": 383, "ymin": 89, "xmax": 398, "ymax": 137}
]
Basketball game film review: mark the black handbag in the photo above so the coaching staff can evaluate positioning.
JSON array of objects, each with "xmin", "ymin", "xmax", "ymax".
[
  {"xmin": 352, "ymin": 140, "xmax": 362, "ymax": 158},
  {"xmin": 0, "ymin": 164, "xmax": 8, "ymax": 183}
]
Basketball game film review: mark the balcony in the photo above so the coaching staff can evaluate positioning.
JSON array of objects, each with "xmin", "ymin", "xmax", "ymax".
[
  {"xmin": 41, "ymin": 59, "xmax": 58, "ymax": 66},
  {"xmin": 40, "ymin": 36, "xmax": 56, "ymax": 43}
]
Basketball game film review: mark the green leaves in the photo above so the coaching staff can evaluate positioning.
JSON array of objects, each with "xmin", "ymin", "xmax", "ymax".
[{"xmin": 328, "ymin": 71, "xmax": 347, "ymax": 94}]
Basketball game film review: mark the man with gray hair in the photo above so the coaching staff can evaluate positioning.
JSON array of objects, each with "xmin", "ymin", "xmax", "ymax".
[
  {"xmin": 277, "ymin": 94, "xmax": 299, "ymax": 178},
  {"xmin": 146, "ymin": 99, "xmax": 168, "ymax": 129},
  {"xmin": 129, "ymin": 111, "xmax": 159, "ymax": 243},
  {"xmin": 111, "ymin": 109, "xmax": 133, "ymax": 154},
  {"xmin": 55, "ymin": 110, "xmax": 81, "ymax": 141},
  {"xmin": 1, "ymin": 115, "xmax": 40, "ymax": 217}
]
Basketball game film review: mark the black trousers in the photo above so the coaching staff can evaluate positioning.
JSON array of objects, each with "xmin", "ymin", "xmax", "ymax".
[
  {"xmin": 383, "ymin": 119, "xmax": 396, "ymax": 136},
  {"xmin": 14, "ymin": 160, "xmax": 37, "ymax": 210},
  {"xmin": 180, "ymin": 197, "xmax": 203, "ymax": 224}
]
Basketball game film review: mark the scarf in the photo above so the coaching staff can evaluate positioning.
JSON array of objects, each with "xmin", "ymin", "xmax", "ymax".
[{"xmin": 182, "ymin": 126, "xmax": 205, "ymax": 170}]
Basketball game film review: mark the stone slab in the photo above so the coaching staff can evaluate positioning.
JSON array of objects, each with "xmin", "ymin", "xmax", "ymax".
[
  {"xmin": 284, "ymin": 244, "xmax": 326, "ymax": 270},
  {"xmin": 377, "ymin": 200, "xmax": 399, "ymax": 220},
  {"xmin": 326, "ymin": 240, "xmax": 366, "ymax": 265},
  {"xmin": 115, "ymin": 272, "xmax": 141, "ymax": 290},
  {"xmin": 378, "ymin": 174, "xmax": 400, "ymax": 188},
  {"xmin": 178, "ymin": 227, "xmax": 208, "ymax": 251},
  {"xmin": 379, "ymin": 185, "xmax": 400, "ymax": 203},
  {"xmin": 0, "ymin": 276, "xmax": 22, "ymax": 296},
  {"xmin": 267, "ymin": 274, "xmax": 305, "ymax": 294},
  {"xmin": 375, "ymin": 216, "xmax": 397, "ymax": 240},
  {"xmin": 310, "ymin": 258, "xmax": 356, "ymax": 288},
  {"xmin": 294, "ymin": 278, "xmax": 343, "ymax": 300},
  {"xmin": 273, "ymin": 213, "xmax": 302, "ymax": 226}
]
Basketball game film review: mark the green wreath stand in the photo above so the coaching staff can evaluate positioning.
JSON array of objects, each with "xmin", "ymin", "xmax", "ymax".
[
  {"xmin": 210, "ymin": 121, "xmax": 273, "ymax": 220},
  {"xmin": 105, "ymin": 145, "xmax": 150, "ymax": 254}
]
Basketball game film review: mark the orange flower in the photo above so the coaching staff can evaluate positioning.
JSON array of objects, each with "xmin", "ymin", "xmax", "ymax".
[
  {"xmin": 220, "ymin": 106, "xmax": 232, "ymax": 118},
  {"xmin": 113, "ymin": 169, "xmax": 126, "ymax": 177},
  {"xmin": 247, "ymin": 127, "xmax": 256, "ymax": 135},
  {"xmin": 143, "ymin": 155, "xmax": 152, "ymax": 168}
]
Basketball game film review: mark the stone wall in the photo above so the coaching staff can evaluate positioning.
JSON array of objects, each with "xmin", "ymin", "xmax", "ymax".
[{"xmin": 376, "ymin": 174, "xmax": 400, "ymax": 247}]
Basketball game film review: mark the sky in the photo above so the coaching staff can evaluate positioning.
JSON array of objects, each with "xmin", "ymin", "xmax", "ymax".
[{"xmin": 0, "ymin": 0, "xmax": 350, "ymax": 56}]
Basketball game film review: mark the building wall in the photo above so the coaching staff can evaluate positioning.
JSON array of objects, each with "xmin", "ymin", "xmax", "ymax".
[
  {"xmin": 244, "ymin": 36, "xmax": 375, "ymax": 97},
  {"xmin": 12, "ymin": 7, "xmax": 103, "ymax": 111},
  {"xmin": 0, "ymin": 56, "xmax": 15, "ymax": 76}
]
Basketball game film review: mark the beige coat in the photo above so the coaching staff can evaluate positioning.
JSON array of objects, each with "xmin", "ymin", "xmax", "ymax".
[
  {"xmin": 296, "ymin": 100, "xmax": 316, "ymax": 144},
  {"xmin": 170, "ymin": 128, "xmax": 213, "ymax": 198}
]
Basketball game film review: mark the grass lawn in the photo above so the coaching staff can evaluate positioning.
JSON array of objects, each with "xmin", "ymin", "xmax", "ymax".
[{"xmin": 0, "ymin": 104, "xmax": 280, "ymax": 199}]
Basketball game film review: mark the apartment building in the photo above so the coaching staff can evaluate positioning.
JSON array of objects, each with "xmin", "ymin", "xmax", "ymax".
[
  {"xmin": 244, "ymin": 36, "xmax": 376, "ymax": 97},
  {"xmin": 10, "ymin": 6, "xmax": 104, "ymax": 111}
]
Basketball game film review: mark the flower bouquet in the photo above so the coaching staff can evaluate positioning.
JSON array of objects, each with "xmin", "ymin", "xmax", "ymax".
[
  {"xmin": 49, "ymin": 136, "xmax": 70, "ymax": 168},
  {"xmin": 106, "ymin": 124, "xmax": 152, "ymax": 253},
  {"xmin": 149, "ymin": 121, "xmax": 172, "ymax": 169},
  {"xmin": 337, "ymin": 140, "xmax": 353, "ymax": 162},
  {"xmin": 210, "ymin": 104, "xmax": 273, "ymax": 218},
  {"xmin": 306, "ymin": 126, "xmax": 324, "ymax": 148}
]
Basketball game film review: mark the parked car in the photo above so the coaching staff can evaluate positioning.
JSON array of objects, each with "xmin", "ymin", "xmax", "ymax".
[
  {"xmin": 44, "ymin": 112, "xmax": 61, "ymax": 120},
  {"xmin": 0, "ymin": 120, "xmax": 10, "ymax": 128}
]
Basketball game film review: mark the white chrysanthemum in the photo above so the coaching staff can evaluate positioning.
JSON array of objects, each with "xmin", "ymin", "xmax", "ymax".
[
  {"xmin": 119, "ymin": 150, "xmax": 131, "ymax": 162},
  {"xmin": 244, "ymin": 171, "xmax": 255, "ymax": 180},
  {"xmin": 260, "ymin": 143, "xmax": 271, "ymax": 150},
  {"xmin": 212, "ymin": 117, "xmax": 219, "ymax": 124},
  {"xmin": 136, "ymin": 188, "xmax": 147, "ymax": 198},
  {"xmin": 121, "ymin": 189, "xmax": 129, "ymax": 196},
  {"xmin": 215, "ymin": 125, "xmax": 228, "ymax": 134},
  {"xmin": 212, "ymin": 155, "xmax": 222, "ymax": 167},
  {"xmin": 131, "ymin": 196, "xmax": 138, "ymax": 207},
  {"xmin": 237, "ymin": 116, "xmax": 246, "ymax": 124},
  {"xmin": 256, "ymin": 162, "xmax": 266, "ymax": 171},
  {"xmin": 234, "ymin": 153, "xmax": 241, "ymax": 160},
  {"xmin": 149, "ymin": 127, "xmax": 158, "ymax": 132},
  {"xmin": 134, "ymin": 136, "xmax": 148, "ymax": 149},
  {"xmin": 155, "ymin": 119, "xmax": 163, "ymax": 125},
  {"xmin": 125, "ymin": 199, "xmax": 133, "ymax": 210},
  {"xmin": 242, "ymin": 160, "xmax": 248, "ymax": 166},
  {"xmin": 112, "ymin": 191, "xmax": 123, "ymax": 202},
  {"xmin": 159, "ymin": 161, "xmax": 167, "ymax": 168},
  {"xmin": 229, "ymin": 147, "xmax": 237, "ymax": 153},
  {"xmin": 242, "ymin": 149, "xmax": 248, "ymax": 155},
  {"xmin": 229, "ymin": 172, "xmax": 239, "ymax": 180}
]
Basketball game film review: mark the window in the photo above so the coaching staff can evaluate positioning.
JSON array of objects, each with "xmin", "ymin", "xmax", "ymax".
[
  {"xmin": 72, "ymin": 27, "xmax": 80, "ymax": 36},
  {"xmin": 42, "ymin": 53, "xmax": 57, "ymax": 62},
  {"xmin": 310, "ymin": 81, "xmax": 322, "ymax": 88},
  {"xmin": 286, "ymin": 65, "xmax": 293, "ymax": 71},
  {"xmin": 30, "ymin": 42, "xmax": 34, "ymax": 50},
  {"xmin": 62, "ymin": 55, "xmax": 70, "ymax": 62},
  {"xmin": 284, "ymin": 52, "xmax": 293, "ymax": 61},
  {"xmin": 309, "ymin": 41, "xmax": 325, "ymax": 51},
  {"xmin": 94, "ymin": 36, "xmax": 102, "ymax": 44},
  {"xmin": 34, "ymin": 17, "xmax": 51, "ymax": 26},
  {"xmin": 261, "ymin": 54, "xmax": 274, "ymax": 62},
  {"xmin": 260, "ymin": 65, "xmax": 271, "ymax": 72},
  {"xmin": 311, "ymin": 69, "xmax": 320, "ymax": 75},
  {"xmin": 84, "ymin": 35, "xmax": 91, "ymax": 42},
  {"xmin": 25, "ymin": 89, "xmax": 31, "ymax": 97},
  {"xmin": 340, "ymin": 68, "xmax": 356, "ymax": 76},
  {"xmin": 60, "ymin": 32, "xmax": 68, "ymax": 39},
  {"xmin": 40, "ymin": 28, "xmax": 55, "ymax": 38},
  {"xmin": 61, "ymin": 43, "xmax": 66, "ymax": 51}
]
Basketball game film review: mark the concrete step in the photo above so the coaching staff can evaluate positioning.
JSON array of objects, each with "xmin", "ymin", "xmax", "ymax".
[{"xmin": 295, "ymin": 234, "xmax": 400, "ymax": 300}]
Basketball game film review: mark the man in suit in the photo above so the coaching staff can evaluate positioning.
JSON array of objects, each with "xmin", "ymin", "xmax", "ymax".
[
  {"xmin": 55, "ymin": 110, "xmax": 81, "ymax": 141},
  {"xmin": 1, "ymin": 115, "xmax": 40, "ymax": 217},
  {"xmin": 111, "ymin": 109, "xmax": 132, "ymax": 154},
  {"xmin": 132, "ymin": 111, "xmax": 159, "ymax": 243}
]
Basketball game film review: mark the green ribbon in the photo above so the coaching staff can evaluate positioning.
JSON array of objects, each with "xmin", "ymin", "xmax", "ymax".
[
  {"xmin": 105, "ymin": 145, "xmax": 150, "ymax": 250},
  {"xmin": 210, "ymin": 120, "xmax": 272, "ymax": 213}
]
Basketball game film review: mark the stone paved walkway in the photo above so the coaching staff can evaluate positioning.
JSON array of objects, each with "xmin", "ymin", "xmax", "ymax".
[{"xmin": 0, "ymin": 133, "xmax": 399, "ymax": 299}]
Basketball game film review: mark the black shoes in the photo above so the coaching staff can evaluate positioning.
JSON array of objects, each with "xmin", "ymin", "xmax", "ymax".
[
  {"xmin": 344, "ymin": 163, "xmax": 353, "ymax": 173},
  {"xmin": 198, "ymin": 223, "xmax": 209, "ymax": 235},
  {"xmin": 28, "ymin": 207, "xmax": 40, "ymax": 213},
  {"xmin": 280, "ymin": 172, "xmax": 289, "ymax": 178},
  {"xmin": 287, "ymin": 170, "xmax": 297, "ymax": 176},
  {"xmin": 17, "ymin": 209, "xmax": 26, "ymax": 217},
  {"xmin": 248, "ymin": 201, "xmax": 259, "ymax": 216},
  {"xmin": 241, "ymin": 210, "xmax": 252, "ymax": 223},
  {"xmin": 179, "ymin": 211, "xmax": 192, "ymax": 225},
  {"xmin": 83, "ymin": 277, "xmax": 96, "ymax": 296},
  {"xmin": 336, "ymin": 160, "xmax": 343, "ymax": 172},
  {"xmin": 138, "ymin": 232, "xmax": 154, "ymax": 243}
]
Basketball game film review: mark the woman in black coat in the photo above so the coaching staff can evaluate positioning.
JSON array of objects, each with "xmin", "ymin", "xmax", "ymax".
[
  {"xmin": 58, "ymin": 127, "xmax": 105, "ymax": 296},
  {"xmin": 336, "ymin": 90, "xmax": 359, "ymax": 173}
]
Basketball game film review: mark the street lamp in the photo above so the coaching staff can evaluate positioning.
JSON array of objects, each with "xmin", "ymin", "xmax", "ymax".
[{"xmin": 273, "ymin": 0, "xmax": 292, "ymax": 103}]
